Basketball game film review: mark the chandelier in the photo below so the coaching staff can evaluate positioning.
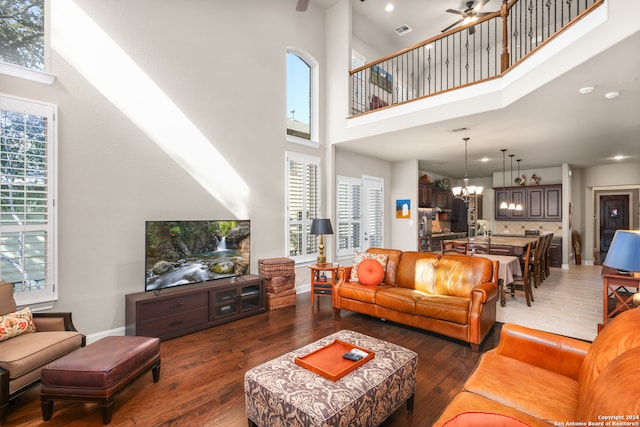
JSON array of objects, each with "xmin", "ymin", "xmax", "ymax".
[{"xmin": 451, "ymin": 137, "xmax": 483, "ymax": 204}]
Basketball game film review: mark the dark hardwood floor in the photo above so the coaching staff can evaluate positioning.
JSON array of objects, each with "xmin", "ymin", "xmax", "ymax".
[{"xmin": 5, "ymin": 294, "xmax": 501, "ymax": 426}]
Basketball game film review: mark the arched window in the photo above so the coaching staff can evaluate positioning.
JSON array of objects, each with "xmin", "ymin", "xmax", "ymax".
[{"xmin": 286, "ymin": 49, "xmax": 317, "ymax": 145}]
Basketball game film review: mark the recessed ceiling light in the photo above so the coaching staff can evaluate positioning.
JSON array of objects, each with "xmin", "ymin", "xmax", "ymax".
[
  {"xmin": 613, "ymin": 155, "xmax": 626, "ymax": 160},
  {"xmin": 578, "ymin": 86, "xmax": 594, "ymax": 94},
  {"xmin": 385, "ymin": 3, "xmax": 394, "ymax": 12},
  {"xmin": 480, "ymin": 157, "xmax": 489, "ymax": 162},
  {"xmin": 605, "ymin": 91, "xmax": 620, "ymax": 99}
]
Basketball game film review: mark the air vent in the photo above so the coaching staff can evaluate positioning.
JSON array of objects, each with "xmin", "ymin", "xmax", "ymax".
[{"xmin": 394, "ymin": 24, "xmax": 412, "ymax": 36}]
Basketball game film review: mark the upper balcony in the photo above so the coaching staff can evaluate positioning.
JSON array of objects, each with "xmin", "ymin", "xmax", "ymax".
[
  {"xmin": 324, "ymin": 0, "xmax": 637, "ymax": 158},
  {"xmin": 349, "ymin": 0, "xmax": 604, "ymax": 118}
]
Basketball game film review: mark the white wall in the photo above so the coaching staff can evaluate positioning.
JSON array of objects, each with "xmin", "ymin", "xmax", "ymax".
[
  {"xmin": 390, "ymin": 159, "xmax": 419, "ymax": 251},
  {"xmin": 0, "ymin": 1, "xmax": 328, "ymax": 336}
]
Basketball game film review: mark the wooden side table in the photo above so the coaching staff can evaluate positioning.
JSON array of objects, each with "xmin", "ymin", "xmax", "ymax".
[
  {"xmin": 309, "ymin": 264, "xmax": 339, "ymax": 306},
  {"xmin": 601, "ymin": 273, "xmax": 640, "ymax": 330}
]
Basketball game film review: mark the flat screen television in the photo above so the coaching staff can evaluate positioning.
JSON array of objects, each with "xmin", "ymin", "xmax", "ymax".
[{"xmin": 145, "ymin": 220, "xmax": 250, "ymax": 292}]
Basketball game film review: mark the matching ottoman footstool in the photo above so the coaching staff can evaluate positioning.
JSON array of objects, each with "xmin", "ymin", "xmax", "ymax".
[
  {"xmin": 245, "ymin": 330, "xmax": 417, "ymax": 426},
  {"xmin": 40, "ymin": 336, "xmax": 161, "ymax": 424}
]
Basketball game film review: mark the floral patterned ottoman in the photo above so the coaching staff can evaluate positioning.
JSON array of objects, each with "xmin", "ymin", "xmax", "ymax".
[{"xmin": 244, "ymin": 330, "xmax": 417, "ymax": 427}]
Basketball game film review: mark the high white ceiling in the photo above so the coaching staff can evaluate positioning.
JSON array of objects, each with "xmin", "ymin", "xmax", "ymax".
[{"xmin": 308, "ymin": 0, "xmax": 640, "ymax": 180}]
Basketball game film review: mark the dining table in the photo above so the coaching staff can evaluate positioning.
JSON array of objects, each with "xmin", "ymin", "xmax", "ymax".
[
  {"xmin": 473, "ymin": 253, "xmax": 523, "ymax": 307},
  {"xmin": 443, "ymin": 235, "xmax": 539, "ymax": 306}
]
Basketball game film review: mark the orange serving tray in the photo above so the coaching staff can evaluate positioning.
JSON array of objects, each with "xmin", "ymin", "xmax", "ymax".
[{"xmin": 294, "ymin": 339, "xmax": 375, "ymax": 382}]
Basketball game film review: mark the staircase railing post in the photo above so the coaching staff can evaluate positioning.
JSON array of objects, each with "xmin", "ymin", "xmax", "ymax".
[{"xmin": 500, "ymin": 0, "xmax": 511, "ymax": 73}]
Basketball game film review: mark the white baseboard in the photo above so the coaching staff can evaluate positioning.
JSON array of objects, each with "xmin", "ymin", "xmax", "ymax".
[
  {"xmin": 296, "ymin": 283, "xmax": 311, "ymax": 294},
  {"xmin": 86, "ymin": 326, "xmax": 125, "ymax": 345}
]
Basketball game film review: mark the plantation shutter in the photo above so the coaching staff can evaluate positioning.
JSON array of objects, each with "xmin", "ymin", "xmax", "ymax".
[
  {"xmin": 286, "ymin": 152, "xmax": 320, "ymax": 262},
  {"xmin": 336, "ymin": 176, "xmax": 362, "ymax": 257},
  {"xmin": 363, "ymin": 176, "xmax": 384, "ymax": 249},
  {"xmin": 1, "ymin": 96, "xmax": 57, "ymax": 305}
]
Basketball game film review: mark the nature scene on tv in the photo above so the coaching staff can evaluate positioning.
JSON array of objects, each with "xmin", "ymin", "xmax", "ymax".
[{"xmin": 145, "ymin": 220, "xmax": 250, "ymax": 291}]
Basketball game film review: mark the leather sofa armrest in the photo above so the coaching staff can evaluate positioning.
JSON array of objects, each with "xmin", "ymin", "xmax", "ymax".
[
  {"xmin": 471, "ymin": 281, "xmax": 498, "ymax": 303},
  {"xmin": 33, "ymin": 312, "xmax": 79, "ymax": 332},
  {"xmin": 335, "ymin": 266, "xmax": 352, "ymax": 287},
  {"xmin": 495, "ymin": 323, "xmax": 590, "ymax": 380},
  {"xmin": 332, "ymin": 267, "xmax": 352, "ymax": 310}
]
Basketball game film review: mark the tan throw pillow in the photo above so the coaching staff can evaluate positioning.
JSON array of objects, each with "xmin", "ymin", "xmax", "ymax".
[
  {"xmin": 350, "ymin": 250, "xmax": 388, "ymax": 283},
  {"xmin": 0, "ymin": 306, "xmax": 36, "ymax": 342}
]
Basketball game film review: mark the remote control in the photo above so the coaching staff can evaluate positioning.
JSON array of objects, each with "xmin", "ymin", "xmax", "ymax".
[
  {"xmin": 342, "ymin": 352, "xmax": 363, "ymax": 362},
  {"xmin": 350, "ymin": 349, "xmax": 368, "ymax": 358}
]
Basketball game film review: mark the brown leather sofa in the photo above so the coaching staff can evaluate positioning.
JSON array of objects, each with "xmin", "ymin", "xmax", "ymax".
[
  {"xmin": 433, "ymin": 308, "xmax": 640, "ymax": 426},
  {"xmin": 333, "ymin": 249, "xmax": 499, "ymax": 351},
  {"xmin": 0, "ymin": 281, "xmax": 85, "ymax": 424}
]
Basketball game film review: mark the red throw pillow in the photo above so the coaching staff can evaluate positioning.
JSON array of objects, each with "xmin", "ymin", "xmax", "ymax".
[{"xmin": 357, "ymin": 259, "xmax": 384, "ymax": 286}]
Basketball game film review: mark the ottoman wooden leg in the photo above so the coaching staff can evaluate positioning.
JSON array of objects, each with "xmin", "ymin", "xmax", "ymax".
[
  {"xmin": 41, "ymin": 399, "xmax": 53, "ymax": 421},
  {"xmin": 100, "ymin": 402, "xmax": 113, "ymax": 425},
  {"xmin": 152, "ymin": 360, "xmax": 161, "ymax": 383},
  {"xmin": 406, "ymin": 394, "xmax": 415, "ymax": 412}
]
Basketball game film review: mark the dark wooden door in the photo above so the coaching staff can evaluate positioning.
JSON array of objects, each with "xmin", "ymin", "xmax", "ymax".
[{"xmin": 600, "ymin": 195, "xmax": 629, "ymax": 253}]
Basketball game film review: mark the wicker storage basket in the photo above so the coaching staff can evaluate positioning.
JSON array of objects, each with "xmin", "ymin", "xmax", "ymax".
[
  {"xmin": 265, "ymin": 276, "xmax": 295, "ymax": 294},
  {"xmin": 259, "ymin": 257, "xmax": 295, "ymax": 278},
  {"xmin": 266, "ymin": 288, "xmax": 296, "ymax": 311}
]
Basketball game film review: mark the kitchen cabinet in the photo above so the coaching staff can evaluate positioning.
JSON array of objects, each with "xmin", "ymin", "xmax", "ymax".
[
  {"xmin": 419, "ymin": 182, "xmax": 432, "ymax": 208},
  {"xmin": 495, "ymin": 185, "xmax": 562, "ymax": 221},
  {"xmin": 495, "ymin": 188, "xmax": 525, "ymax": 220},
  {"xmin": 549, "ymin": 237, "xmax": 562, "ymax": 267},
  {"xmin": 418, "ymin": 182, "xmax": 452, "ymax": 210}
]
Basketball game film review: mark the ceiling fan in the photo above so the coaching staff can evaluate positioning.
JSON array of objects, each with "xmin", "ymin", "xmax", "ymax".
[{"xmin": 442, "ymin": 0, "xmax": 491, "ymax": 34}]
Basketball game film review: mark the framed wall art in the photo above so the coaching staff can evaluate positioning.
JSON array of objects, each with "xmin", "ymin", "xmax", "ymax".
[{"xmin": 370, "ymin": 65, "xmax": 393, "ymax": 93}]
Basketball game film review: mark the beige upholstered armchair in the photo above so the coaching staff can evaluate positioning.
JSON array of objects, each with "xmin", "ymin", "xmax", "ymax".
[{"xmin": 0, "ymin": 281, "xmax": 85, "ymax": 424}]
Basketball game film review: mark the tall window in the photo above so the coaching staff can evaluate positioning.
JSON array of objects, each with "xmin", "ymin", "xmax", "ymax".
[
  {"xmin": 0, "ymin": 0, "xmax": 45, "ymax": 71},
  {"xmin": 1, "ymin": 96, "xmax": 57, "ymax": 306},
  {"xmin": 286, "ymin": 152, "xmax": 320, "ymax": 263},
  {"xmin": 287, "ymin": 49, "xmax": 318, "ymax": 144},
  {"xmin": 336, "ymin": 175, "xmax": 384, "ymax": 257}
]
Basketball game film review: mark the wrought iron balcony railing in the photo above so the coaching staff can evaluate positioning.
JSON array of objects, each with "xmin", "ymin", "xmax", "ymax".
[{"xmin": 350, "ymin": 0, "xmax": 604, "ymax": 116}]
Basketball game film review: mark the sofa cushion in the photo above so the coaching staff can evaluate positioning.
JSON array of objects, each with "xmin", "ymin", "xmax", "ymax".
[
  {"xmin": 433, "ymin": 392, "xmax": 547, "ymax": 427},
  {"xmin": 443, "ymin": 411, "xmax": 532, "ymax": 427},
  {"xmin": 463, "ymin": 350, "xmax": 579, "ymax": 423},
  {"xmin": 415, "ymin": 294, "xmax": 470, "ymax": 324},
  {"xmin": 339, "ymin": 281, "xmax": 388, "ymax": 304},
  {"xmin": 357, "ymin": 259, "xmax": 385, "ymax": 286},
  {"xmin": 375, "ymin": 288, "xmax": 421, "ymax": 314},
  {"xmin": 0, "ymin": 281, "xmax": 17, "ymax": 315},
  {"xmin": 0, "ymin": 330, "xmax": 84, "ymax": 379},
  {"xmin": 577, "ymin": 308, "xmax": 640, "ymax": 404},
  {"xmin": 350, "ymin": 251, "xmax": 388, "ymax": 283},
  {"xmin": 1, "ymin": 306, "xmax": 37, "ymax": 342},
  {"xmin": 434, "ymin": 255, "xmax": 494, "ymax": 297},
  {"xmin": 395, "ymin": 251, "xmax": 439, "ymax": 291},
  {"xmin": 366, "ymin": 248, "xmax": 403, "ymax": 286},
  {"xmin": 575, "ymin": 346, "xmax": 640, "ymax": 421}
]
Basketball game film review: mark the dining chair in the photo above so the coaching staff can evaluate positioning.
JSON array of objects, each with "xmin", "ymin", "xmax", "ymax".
[
  {"xmin": 542, "ymin": 233, "xmax": 554, "ymax": 280},
  {"xmin": 468, "ymin": 236, "xmax": 491, "ymax": 254},
  {"xmin": 529, "ymin": 237, "xmax": 544, "ymax": 288},
  {"xmin": 442, "ymin": 240, "xmax": 468, "ymax": 255},
  {"xmin": 510, "ymin": 241, "xmax": 534, "ymax": 306}
]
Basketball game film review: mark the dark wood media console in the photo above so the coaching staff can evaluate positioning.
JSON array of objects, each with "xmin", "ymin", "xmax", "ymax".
[{"xmin": 125, "ymin": 274, "xmax": 265, "ymax": 341}]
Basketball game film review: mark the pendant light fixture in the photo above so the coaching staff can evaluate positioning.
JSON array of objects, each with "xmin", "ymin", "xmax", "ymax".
[
  {"xmin": 452, "ymin": 137, "xmax": 483, "ymax": 205},
  {"xmin": 514, "ymin": 159, "xmax": 523, "ymax": 211},
  {"xmin": 508, "ymin": 154, "xmax": 516, "ymax": 210},
  {"xmin": 499, "ymin": 149, "xmax": 508, "ymax": 210}
]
